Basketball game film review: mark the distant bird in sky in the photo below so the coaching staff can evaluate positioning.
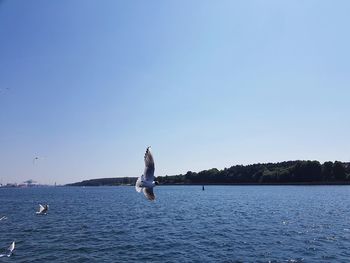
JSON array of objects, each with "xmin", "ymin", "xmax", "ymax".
[
  {"xmin": 33, "ymin": 156, "xmax": 47, "ymax": 165},
  {"xmin": 33, "ymin": 157, "xmax": 39, "ymax": 164},
  {"xmin": 36, "ymin": 204, "xmax": 49, "ymax": 215},
  {"xmin": 135, "ymin": 147, "xmax": 159, "ymax": 201},
  {"xmin": 0, "ymin": 241, "xmax": 15, "ymax": 258},
  {"xmin": 0, "ymin": 216, "xmax": 7, "ymax": 221}
]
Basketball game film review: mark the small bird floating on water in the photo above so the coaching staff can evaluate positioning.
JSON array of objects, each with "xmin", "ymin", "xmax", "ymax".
[
  {"xmin": 135, "ymin": 147, "xmax": 159, "ymax": 201},
  {"xmin": 36, "ymin": 204, "xmax": 49, "ymax": 215},
  {"xmin": 0, "ymin": 241, "xmax": 15, "ymax": 257}
]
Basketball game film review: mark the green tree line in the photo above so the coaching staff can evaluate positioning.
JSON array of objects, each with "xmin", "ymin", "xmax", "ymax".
[
  {"xmin": 67, "ymin": 177, "xmax": 137, "ymax": 186},
  {"xmin": 157, "ymin": 161, "xmax": 350, "ymax": 184},
  {"xmin": 67, "ymin": 161, "xmax": 350, "ymax": 186}
]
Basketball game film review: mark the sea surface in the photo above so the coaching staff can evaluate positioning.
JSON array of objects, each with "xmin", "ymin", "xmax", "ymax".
[{"xmin": 0, "ymin": 186, "xmax": 349, "ymax": 263}]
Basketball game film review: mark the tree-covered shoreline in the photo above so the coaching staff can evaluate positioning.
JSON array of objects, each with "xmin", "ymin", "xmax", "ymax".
[{"xmin": 67, "ymin": 160, "xmax": 350, "ymax": 186}]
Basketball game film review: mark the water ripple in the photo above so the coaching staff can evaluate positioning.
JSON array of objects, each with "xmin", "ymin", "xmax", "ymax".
[{"xmin": 0, "ymin": 186, "xmax": 349, "ymax": 262}]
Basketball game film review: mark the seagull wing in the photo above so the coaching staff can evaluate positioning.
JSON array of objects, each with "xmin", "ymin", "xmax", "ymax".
[
  {"xmin": 4, "ymin": 241, "xmax": 15, "ymax": 257},
  {"xmin": 135, "ymin": 177, "xmax": 143, "ymax": 193},
  {"xmin": 143, "ymin": 147, "xmax": 155, "ymax": 181},
  {"xmin": 143, "ymin": 187, "xmax": 156, "ymax": 201},
  {"xmin": 8, "ymin": 242, "xmax": 14, "ymax": 253},
  {"xmin": 38, "ymin": 204, "xmax": 44, "ymax": 213}
]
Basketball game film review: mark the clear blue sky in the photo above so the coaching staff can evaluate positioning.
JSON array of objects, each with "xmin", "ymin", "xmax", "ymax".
[{"xmin": 0, "ymin": 0, "xmax": 349, "ymax": 185}]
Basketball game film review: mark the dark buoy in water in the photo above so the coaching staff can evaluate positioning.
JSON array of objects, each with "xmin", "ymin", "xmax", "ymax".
[{"xmin": 202, "ymin": 185, "xmax": 205, "ymax": 191}]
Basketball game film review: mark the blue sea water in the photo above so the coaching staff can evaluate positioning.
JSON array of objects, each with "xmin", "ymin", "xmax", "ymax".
[{"xmin": 0, "ymin": 186, "xmax": 349, "ymax": 263}]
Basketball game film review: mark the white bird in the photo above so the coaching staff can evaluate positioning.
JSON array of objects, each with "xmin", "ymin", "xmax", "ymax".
[
  {"xmin": 0, "ymin": 241, "xmax": 15, "ymax": 257},
  {"xmin": 135, "ymin": 147, "xmax": 159, "ymax": 201},
  {"xmin": 0, "ymin": 216, "xmax": 7, "ymax": 221},
  {"xmin": 36, "ymin": 204, "xmax": 49, "ymax": 215},
  {"xmin": 8, "ymin": 241, "xmax": 15, "ymax": 256}
]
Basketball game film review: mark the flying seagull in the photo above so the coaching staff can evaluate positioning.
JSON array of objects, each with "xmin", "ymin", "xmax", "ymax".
[
  {"xmin": 0, "ymin": 216, "xmax": 7, "ymax": 221},
  {"xmin": 33, "ymin": 157, "xmax": 39, "ymax": 164},
  {"xmin": 36, "ymin": 204, "xmax": 49, "ymax": 215},
  {"xmin": 0, "ymin": 241, "xmax": 15, "ymax": 258},
  {"xmin": 135, "ymin": 147, "xmax": 159, "ymax": 201}
]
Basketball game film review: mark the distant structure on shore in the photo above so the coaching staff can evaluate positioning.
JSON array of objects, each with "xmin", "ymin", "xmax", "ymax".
[{"xmin": 0, "ymin": 179, "xmax": 53, "ymax": 188}]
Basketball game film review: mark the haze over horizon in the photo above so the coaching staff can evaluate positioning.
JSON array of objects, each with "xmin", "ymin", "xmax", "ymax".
[{"xmin": 1, "ymin": 0, "xmax": 349, "ymax": 185}]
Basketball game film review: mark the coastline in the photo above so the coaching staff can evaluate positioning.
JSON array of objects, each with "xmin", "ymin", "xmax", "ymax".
[{"xmin": 65, "ymin": 181, "xmax": 350, "ymax": 187}]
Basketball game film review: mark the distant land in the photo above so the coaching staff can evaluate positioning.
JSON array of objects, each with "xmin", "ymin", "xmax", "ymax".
[
  {"xmin": 67, "ymin": 160, "xmax": 350, "ymax": 186},
  {"xmin": 0, "ymin": 179, "xmax": 55, "ymax": 188}
]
